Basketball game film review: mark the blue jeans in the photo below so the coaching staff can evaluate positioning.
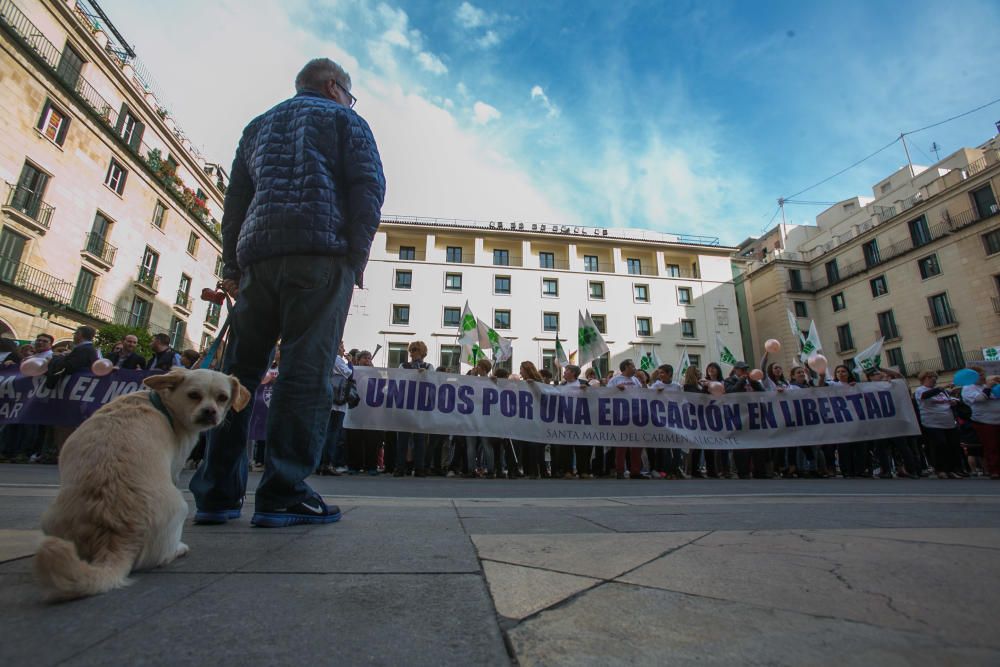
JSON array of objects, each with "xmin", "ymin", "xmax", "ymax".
[
  {"xmin": 322, "ymin": 411, "xmax": 346, "ymax": 467},
  {"xmin": 190, "ymin": 255, "xmax": 355, "ymax": 511},
  {"xmin": 395, "ymin": 431, "xmax": 425, "ymax": 472}
]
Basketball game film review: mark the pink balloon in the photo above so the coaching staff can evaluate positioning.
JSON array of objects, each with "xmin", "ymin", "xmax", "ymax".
[
  {"xmin": 19, "ymin": 357, "xmax": 47, "ymax": 377},
  {"xmin": 808, "ymin": 353, "xmax": 828, "ymax": 375},
  {"xmin": 91, "ymin": 358, "xmax": 114, "ymax": 377},
  {"xmin": 708, "ymin": 381, "xmax": 725, "ymax": 396},
  {"xmin": 749, "ymin": 369, "xmax": 764, "ymax": 382},
  {"xmin": 764, "ymin": 339, "xmax": 781, "ymax": 354}
]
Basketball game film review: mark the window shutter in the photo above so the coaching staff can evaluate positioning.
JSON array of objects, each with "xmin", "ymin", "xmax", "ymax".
[{"xmin": 129, "ymin": 119, "xmax": 145, "ymax": 151}]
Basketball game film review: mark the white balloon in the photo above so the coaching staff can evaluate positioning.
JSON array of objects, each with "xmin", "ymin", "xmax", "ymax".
[
  {"xmin": 91, "ymin": 358, "xmax": 114, "ymax": 377},
  {"xmin": 707, "ymin": 381, "xmax": 725, "ymax": 396},
  {"xmin": 808, "ymin": 353, "xmax": 828, "ymax": 375},
  {"xmin": 764, "ymin": 339, "xmax": 781, "ymax": 354},
  {"xmin": 20, "ymin": 357, "xmax": 47, "ymax": 377}
]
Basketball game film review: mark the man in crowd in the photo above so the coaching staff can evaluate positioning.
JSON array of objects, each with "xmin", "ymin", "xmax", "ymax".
[
  {"xmin": 106, "ymin": 334, "xmax": 145, "ymax": 369},
  {"xmin": 31, "ymin": 333, "xmax": 54, "ymax": 360},
  {"xmin": 608, "ymin": 359, "xmax": 644, "ymax": 478},
  {"xmin": 147, "ymin": 333, "xmax": 181, "ymax": 370},
  {"xmin": 191, "ymin": 57, "xmax": 385, "ymax": 527},
  {"xmin": 45, "ymin": 326, "xmax": 99, "ymax": 389},
  {"xmin": 725, "ymin": 361, "xmax": 767, "ymax": 478},
  {"xmin": 561, "ymin": 364, "xmax": 593, "ymax": 478}
]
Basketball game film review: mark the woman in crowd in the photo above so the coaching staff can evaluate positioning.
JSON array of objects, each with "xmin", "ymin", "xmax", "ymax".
[
  {"xmin": 517, "ymin": 361, "xmax": 547, "ymax": 479},
  {"xmin": 762, "ymin": 362, "xmax": 796, "ymax": 477},
  {"xmin": 829, "ymin": 364, "xmax": 866, "ymax": 477},
  {"xmin": 961, "ymin": 367, "xmax": 1000, "ymax": 480},
  {"xmin": 346, "ymin": 350, "xmax": 382, "ymax": 475},
  {"xmin": 914, "ymin": 371, "xmax": 963, "ymax": 479},
  {"xmin": 464, "ymin": 358, "xmax": 496, "ymax": 477},
  {"xmin": 786, "ymin": 366, "xmax": 829, "ymax": 477},
  {"xmin": 395, "ymin": 341, "xmax": 433, "ymax": 477},
  {"xmin": 681, "ymin": 365, "xmax": 713, "ymax": 478}
]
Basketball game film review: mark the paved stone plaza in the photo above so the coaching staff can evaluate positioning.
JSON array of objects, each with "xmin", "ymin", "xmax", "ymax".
[{"xmin": 1, "ymin": 464, "xmax": 999, "ymax": 666}]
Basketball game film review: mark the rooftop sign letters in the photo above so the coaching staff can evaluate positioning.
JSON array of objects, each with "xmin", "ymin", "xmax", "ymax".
[{"xmin": 488, "ymin": 221, "xmax": 609, "ymax": 236}]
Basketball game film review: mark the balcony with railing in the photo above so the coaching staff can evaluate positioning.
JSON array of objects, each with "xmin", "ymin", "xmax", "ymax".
[
  {"xmin": 134, "ymin": 265, "xmax": 160, "ymax": 293},
  {"xmin": 490, "ymin": 255, "xmax": 524, "ymax": 268},
  {"xmin": 2, "ymin": 182, "xmax": 55, "ymax": 233},
  {"xmin": 81, "ymin": 232, "xmax": 117, "ymax": 268},
  {"xmin": 0, "ymin": 256, "xmax": 73, "ymax": 303},
  {"xmin": 174, "ymin": 290, "xmax": 192, "ymax": 313},
  {"xmin": 925, "ymin": 310, "xmax": 958, "ymax": 331},
  {"xmin": 67, "ymin": 292, "xmax": 130, "ymax": 324},
  {"xmin": 875, "ymin": 329, "xmax": 901, "ymax": 343},
  {"xmin": 205, "ymin": 306, "xmax": 221, "ymax": 328}
]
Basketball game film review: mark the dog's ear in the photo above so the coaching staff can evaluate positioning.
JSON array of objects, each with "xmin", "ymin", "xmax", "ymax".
[
  {"xmin": 229, "ymin": 375, "xmax": 251, "ymax": 412},
  {"xmin": 143, "ymin": 368, "xmax": 187, "ymax": 393}
]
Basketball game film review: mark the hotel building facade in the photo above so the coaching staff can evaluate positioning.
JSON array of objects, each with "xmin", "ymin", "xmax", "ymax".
[
  {"xmin": 0, "ymin": 0, "xmax": 227, "ymax": 349},
  {"xmin": 734, "ymin": 133, "xmax": 1000, "ymax": 379},
  {"xmin": 344, "ymin": 216, "xmax": 745, "ymax": 375}
]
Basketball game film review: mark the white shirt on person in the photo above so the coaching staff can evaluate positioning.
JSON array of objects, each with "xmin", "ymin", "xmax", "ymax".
[
  {"xmin": 961, "ymin": 384, "xmax": 1000, "ymax": 425},
  {"xmin": 649, "ymin": 379, "xmax": 681, "ymax": 392},
  {"xmin": 607, "ymin": 374, "xmax": 642, "ymax": 388},
  {"xmin": 914, "ymin": 385, "xmax": 957, "ymax": 429},
  {"xmin": 331, "ymin": 355, "xmax": 353, "ymax": 414}
]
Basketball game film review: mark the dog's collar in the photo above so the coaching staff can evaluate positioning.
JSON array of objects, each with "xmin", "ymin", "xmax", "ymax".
[{"xmin": 149, "ymin": 391, "xmax": 175, "ymax": 431}]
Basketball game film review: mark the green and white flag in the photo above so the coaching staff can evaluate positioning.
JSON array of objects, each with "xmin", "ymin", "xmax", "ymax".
[
  {"xmin": 639, "ymin": 347, "xmax": 661, "ymax": 372},
  {"xmin": 457, "ymin": 302, "xmax": 488, "ymax": 366},
  {"xmin": 854, "ymin": 337, "xmax": 884, "ymax": 378},
  {"xmin": 984, "ymin": 346, "xmax": 1000, "ymax": 362},
  {"xmin": 555, "ymin": 338, "xmax": 569, "ymax": 367},
  {"xmin": 677, "ymin": 347, "xmax": 692, "ymax": 377},
  {"xmin": 715, "ymin": 333, "xmax": 738, "ymax": 367},
  {"xmin": 480, "ymin": 318, "xmax": 512, "ymax": 362},
  {"xmin": 577, "ymin": 310, "xmax": 609, "ymax": 365},
  {"xmin": 787, "ymin": 309, "xmax": 806, "ymax": 352},
  {"xmin": 800, "ymin": 320, "xmax": 822, "ymax": 363}
]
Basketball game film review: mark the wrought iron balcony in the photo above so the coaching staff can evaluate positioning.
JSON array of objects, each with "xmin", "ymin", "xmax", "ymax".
[
  {"xmin": 82, "ymin": 232, "xmax": 117, "ymax": 267},
  {"xmin": 205, "ymin": 306, "xmax": 221, "ymax": 327},
  {"xmin": 135, "ymin": 265, "xmax": 160, "ymax": 292},
  {"xmin": 0, "ymin": 256, "xmax": 72, "ymax": 303},
  {"xmin": 3, "ymin": 182, "xmax": 54, "ymax": 231}
]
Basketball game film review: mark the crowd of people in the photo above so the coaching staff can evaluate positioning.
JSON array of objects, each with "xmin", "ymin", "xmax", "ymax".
[{"xmin": 242, "ymin": 339, "xmax": 1000, "ymax": 483}]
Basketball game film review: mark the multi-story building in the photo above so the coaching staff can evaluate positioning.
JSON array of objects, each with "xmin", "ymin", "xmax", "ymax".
[
  {"xmin": 344, "ymin": 216, "xmax": 745, "ymax": 375},
  {"xmin": 0, "ymin": 0, "xmax": 227, "ymax": 350},
  {"xmin": 735, "ymin": 134, "xmax": 1000, "ymax": 379}
]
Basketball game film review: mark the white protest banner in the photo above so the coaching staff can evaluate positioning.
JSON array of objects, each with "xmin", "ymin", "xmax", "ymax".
[{"xmin": 343, "ymin": 367, "xmax": 920, "ymax": 450}]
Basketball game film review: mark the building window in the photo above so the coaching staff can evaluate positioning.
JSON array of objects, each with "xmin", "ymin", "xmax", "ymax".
[
  {"xmin": 440, "ymin": 345, "xmax": 461, "ymax": 372},
  {"xmin": 971, "ymin": 184, "xmax": 998, "ymax": 219},
  {"xmin": 205, "ymin": 301, "xmax": 221, "ymax": 326},
  {"xmin": 541, "ymin": 349, "xmax": 557, "ymax": 376},
  {"xmin": 543, "ymin": 312, "xmax": 559, "ymax": 332},
  {"xmin": 139, "ymin": 246, "xmax": 159, "ymax": 284},
  {"xmin": 115, "ymin": 105, "xmax": 144, "ymax": 150},
  {"xmin": 877, "ymin": 310, "xmax": 899, "ymax": 339},
  {"xmin": 688, "ymin": 354, "xmax": 701, "ymax": 369},
  {"xmin": 788, "ymin": 269, "xmax": 803, "ymax": 291},
  {"xmin": 928, "ymin": 293, "xmax": 955, "ymax": 327},
  {"xmin": 388, "ymin": 343, "xmax": 408, "ymax": 368},
  {"xmin": 494, "ymin": 309, "xmax": 511, "ymax": 329},
  {"xmin": 11, "ymin": 161, "xmax": 50, "ymax": 220},
  {"xmin": 542, "ymin": 278, "xmax": 558, "ymax": 296},
  {"xmin": 395, "ymin": 270, "xmax": 412, "ymax": 289},
  {"xmin": 678, "ymin": 286, "xmax": 692, "ymax": 305},
  {"xmin": 70, "ymin": 268, "xmax": 97, "ymax": 312},
  {"xmin": 56, "ymin": 42, "xmax": 85, "ymax": 88},
  {"xmin": 446, "ymin": 246, "xmax": 462, "ymax": 263},
  {"xmin": 213, "ymin": 255, "xmax": 223, "ymax": 278},
  {"xmin": 681, "ymin": 319, "xmax": 695, "ymax": 338},
  {"xmin": 869, "ymin": 275, "xmax": 888, "ymax": 298},
  {"xmin": 445, "ymin": 272, "xmax": 462, "ymax": 291},
  {"xmin": 539, "ymin": 251, "xmax": 555, "ymax": 269},
  {"xmin": 151, "ymin": 201, "xmax": 167, "ymax": 229},
  {"xmin": 831, "ymin": 292, "xmax": 846, "ymax": 311},
  {"xmin": 911, "ymin": 254, "xmax": 941, "ymax": 282},
  {"xmin": 626, "ymin": 258, "xmax": 642, "ymax": 275},
  {"xmin": 178, "ymin": 273, "xmax": 191, "ymax": 300},
  {"xmin": 584, "ymin": 255, "xmax": 599, "ymax": 272},
  {"xmin": 862, "ymin": 239, "xmax": 881, "ymax": 268},
  {"xmin": 837, "ymin": 324, "xmax": 854, "ymax": 352},
  {"xmin": 885, "ymin": 347, "xmax": 905, "ymax": 374},
  {"xmin": 442, "ymin": 307, "xmax": 461, "ymax": 327},
  {"xmin": 637, "ymin": 317, "xmax": 652, "ymax": 337},
  {"xmin": 880, "ymin": 181, "xmax": 891, "ymax": 195},
  {"xmin": 825, "ymin": 259, "xmax": 840, "ymax": 284},
  {"xmin": 665, "ymin": 264, "xmax": 680, "ymax": 278},
  {"xmin": 186, "ymin": 232, "xmax": 199, "ymax": 257},
  {"xmin": 983, "ymin": 229, "xmax": 1000, "ymax": 256},
  {"xmin": 391, "ymin": 304, "xmax": 410, "ymax": 325},
  {"xmin": 633, "ymin": 284, "xmax": 649, "ymax": 303},
  {"xmin": 493, "ymin": 249, "xmax": 509, "ymax": 266},
  {"xmin": 169, "ymin": 316, "xmax": 187, "ymax": 349},
  {"xmin": 127, "ymin": 296, "xmax": 150, "ymax": 328},
  {"xmin": 104, "ymin": 159, "xmax": 127, "ymax": 195},
  {"xmin": 494, "ymin": 275, "xmax": 511, "ymax": 294},
  {"xmin": 909, "ymin": 215, "xmax": 931, "ymax": 247},
  {"xmin": 36, "ymin": 100, "xmax": 70, "ymax": 145},
  {"xmin": 589, "ymin": 281, "xmax": 605, "ymax": 299},
  {"xmin": 793, "ymin": 301, "xmax": 808, "ymax": 318},
  {"xmin": 399, "ymin": 246, "xmax": 416, "ymax": 260},
  {"xmin": 200, "ymin": 333, "xmax": 214, "ymax": 352},
  {"xmin": 591, "ymin": 314, "xmax": 607, "ymax": 334},
  {"xmin": 938, "ymin": 334, "xmax": 964, "ymax": 371}
]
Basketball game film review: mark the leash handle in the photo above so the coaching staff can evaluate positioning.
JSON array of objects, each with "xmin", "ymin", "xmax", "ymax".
[{"xmin": 199, "ymin": 296, "xmax": 233, "ymax": 369}]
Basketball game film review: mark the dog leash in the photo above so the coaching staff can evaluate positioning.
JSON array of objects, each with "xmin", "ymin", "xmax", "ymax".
[{"xmin": 199, "ymin": 295, "xmax": 233, "ymax": 370}]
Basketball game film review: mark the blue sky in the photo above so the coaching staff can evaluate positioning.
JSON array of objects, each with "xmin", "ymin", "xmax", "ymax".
[{"xmin": 101, "ymin": 0, "xmax": 1000, "ymax": 245}]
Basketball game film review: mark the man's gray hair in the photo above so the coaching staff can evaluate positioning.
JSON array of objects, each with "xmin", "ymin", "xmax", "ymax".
[{"xmin": 295, "ymin": 58, "xmax": 351, "ymax": 93}]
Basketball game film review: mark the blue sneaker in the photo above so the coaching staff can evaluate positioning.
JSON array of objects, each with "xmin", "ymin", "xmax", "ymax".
[
  {"xmin": 251, "ymin": 495, "xmax": 342, "ymax": 528},
  {"xmin": 193, "ymin": 507, "xmax": 242, "ymax": 525}
]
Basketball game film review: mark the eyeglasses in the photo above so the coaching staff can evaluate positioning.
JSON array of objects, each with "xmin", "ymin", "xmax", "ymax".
[{"xmin": 334, "ymin": 80, "xmax": 356, "ymax": 108}]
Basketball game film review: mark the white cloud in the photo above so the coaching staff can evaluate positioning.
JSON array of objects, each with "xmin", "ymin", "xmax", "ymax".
[
  {"xmin": 477, "ymin": 30, "xmax": 500, "ymax": 49},
  {"xmin": 416, "ymin": 51, "xmax": 448, "ymax": 75},
  {"xmin": 530, "ymin": 85, "xmax": 560, "ymax": 118},
  {"xmin": 472, "ymin": 101, "xmax": 501, "ymax": 125},
  {"xmin": 455, "ymin": 2, "xmax": 492, "ymax": 29},
  {"xmin": 381, "ymin": 29, "xmax": 410, "ymax": 48}
]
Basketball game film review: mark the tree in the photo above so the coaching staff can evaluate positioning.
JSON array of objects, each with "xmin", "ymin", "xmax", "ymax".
[{"xmin": 95, "ymin": 324, "xmax": 152, "ymax": 359}]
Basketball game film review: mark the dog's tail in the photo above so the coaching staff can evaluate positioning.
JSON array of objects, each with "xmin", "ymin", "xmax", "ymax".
[{"xmin": 34, "ymin": 537, "xmax": 135, "ymax": 601}]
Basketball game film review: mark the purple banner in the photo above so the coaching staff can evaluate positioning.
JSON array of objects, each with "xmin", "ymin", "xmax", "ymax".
[
  {"xmin": 248, "ymin": 383, "xmax": 273, "ymax": 441},
  {"xmin": 0, "ymin": 369, "xmax": 155, "ymax": 427}
]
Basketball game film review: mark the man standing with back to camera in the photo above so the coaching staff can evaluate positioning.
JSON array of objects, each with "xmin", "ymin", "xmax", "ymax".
[{"xmin": 191, "ymin": 58, "xmax": 385, "ymax": 527}]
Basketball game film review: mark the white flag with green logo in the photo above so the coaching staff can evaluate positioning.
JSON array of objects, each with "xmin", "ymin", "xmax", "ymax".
[
  {"xmin": 638, "ymin": 347, "xmax": 662, "ymax": 372},
  {"xmin": 677, "ymin": 347, "xmax": 692, "ymax": 377},
  {"xmin": 577, "ymin": 310, "xmax": 609, "ymax": 365},
  {"xmin": 715, "ymin": 334, "xmax": 738, "ymax": 367},
  {"xmin": 787, "ymin": 309, "xmax": 806, "ymax": 352},
  {"xmin": 457, "ymin": 302, "xmax": 488, "ymax": 366},
  {"xmin": 854, "ymin": 337, "xmax": 885, "ymax": 378},
  {"xmin": 800, "ymin": 320, "xmax": 822, "ymax": 364},
  {"xmin": 555, "ymin": 338, "xmax": 569, "ymax": 367},
  {"xmin": 480, "ymin": 318, "xmax": 512, "ymax": 362},
  {"xmin": 984, "ymin": 346, "xmax": 1000, "ymax": 362}
]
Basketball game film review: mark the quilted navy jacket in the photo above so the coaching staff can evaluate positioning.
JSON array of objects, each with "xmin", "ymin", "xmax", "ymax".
[{"xmin": 221, "ymin": 90, "xmax": 386, "ymax": 281}]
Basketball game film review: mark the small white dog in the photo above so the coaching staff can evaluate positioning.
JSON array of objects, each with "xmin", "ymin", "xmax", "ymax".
[{"xmin": 34, "ymin": 368, "xmax": 250, "ymax": 601}]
